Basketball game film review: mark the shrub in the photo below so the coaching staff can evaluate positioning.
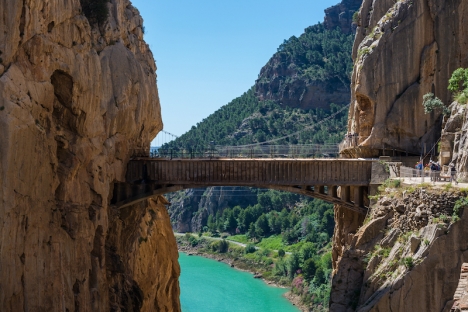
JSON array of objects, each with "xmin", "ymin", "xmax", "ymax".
[
  {"xmin": 352, "ymin": 11, "xmax": 360, "ymax": 24},
  {"xmin": 448, "ymin": 68, "xmax": 468, "ymax": 103},
  {"xmin": 209, "ymin": 241, "xmax": 218, "ymax": 252},
  {"xmin": 218, "ymin": 239, "xmax": 229, "ymax": 253},
  {"xmin": 244, "ymin": 243, "xmax": 256, "ymax": 254},
  {"xmin": 454, "ymin": 197, "xmax": 468, "ymax": 217},
  {"xmin": 422, "ymin": 93, "xmax": 450, "ymax": 116},
  {"xmin": 278, "ymin": 249, "xmax": 286, "ymax": 258},
  {"xmin": 403, "ymin": 257, "xmax": 414, "ymax": 269}
]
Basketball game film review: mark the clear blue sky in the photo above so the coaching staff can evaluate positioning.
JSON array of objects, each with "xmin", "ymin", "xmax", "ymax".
[{"xmin": 130, "ymin": 0, "xmax": 340, "ymax": 145}]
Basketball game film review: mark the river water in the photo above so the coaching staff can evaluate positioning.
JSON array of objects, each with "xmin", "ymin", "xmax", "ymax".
[{"xmin": 179, "ymin": 252, "xmax": 300, "ymax": 312}]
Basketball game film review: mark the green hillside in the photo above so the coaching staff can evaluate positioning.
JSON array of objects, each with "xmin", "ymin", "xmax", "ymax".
[{"xmin": 164, "ymin": 89, "xmax": 347, "ymax": 149}]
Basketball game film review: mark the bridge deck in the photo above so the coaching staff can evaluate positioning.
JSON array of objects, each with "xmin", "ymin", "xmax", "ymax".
[
  {"xmin": 112, "ymin": 158, "xmax": 375, "ymax": 214},
  {"xmin": 127, "ymin": 158, "xmax": 374, "ymax": 186}
]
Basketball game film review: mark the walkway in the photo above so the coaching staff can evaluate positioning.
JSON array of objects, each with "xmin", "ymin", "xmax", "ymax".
[{"xmin": 112, "ymin": 158, "xmax": 375, "ymax": 214}]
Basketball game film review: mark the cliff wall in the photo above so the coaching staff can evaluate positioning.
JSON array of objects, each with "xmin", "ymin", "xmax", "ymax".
[
  {"xmin": 331, "ymin": 186, "xmax": 466, "ymax": 311},
  {"xmin": 344, "ymin": 0, "xmax": 468, "ymax": 157},
  {"xmin": 333, "ymin": 0, "xmax": 468, "ymax": 310},
  {"xmin": 0, "ymin": 0, "xmax": 180, "ymax": 311}
]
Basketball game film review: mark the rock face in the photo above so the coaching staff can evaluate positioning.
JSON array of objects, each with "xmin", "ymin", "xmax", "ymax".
[
  {"xmin": 440, "ymin": 101, "xmax": 468, "ymax": 181},
  {"xmin": 343, "ymin": 0, "xmax": 468, "ymax": 158},
  {"xmin": 324, "ymin": 0, "xmax": 362, "ymax": 35},
  {"xmin": 0, "ymin": 0, "xmax": 180, "ymax": 311},
  {"xmin": 331, "ymin": 187, "xmax": 465, "ymax": 311}
]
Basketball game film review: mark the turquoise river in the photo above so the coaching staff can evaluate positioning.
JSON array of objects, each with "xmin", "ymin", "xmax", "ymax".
[{"xmin": 179, "ymin": 252, "xmax": 300, "ymax": 312}]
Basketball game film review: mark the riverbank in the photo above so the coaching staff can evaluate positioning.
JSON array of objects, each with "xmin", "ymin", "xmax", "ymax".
[{"xmin": 178, "ymin": 240, "xmax": 310, "ymax": 311}]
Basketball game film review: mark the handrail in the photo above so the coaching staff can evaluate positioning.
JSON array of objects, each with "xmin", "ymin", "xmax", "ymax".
[
  {"xmin": 398, "ymin": 166, "xmax": 462, "ymax": 183},
  {"xmin": 132, "ymin": 144, "xmax": 341, "ymax": 159}
]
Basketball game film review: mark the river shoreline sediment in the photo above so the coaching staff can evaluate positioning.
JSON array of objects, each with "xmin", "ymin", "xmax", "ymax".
[{"xmin": 178, "ymin": 244, "xmax": 309, "ymax": 312}]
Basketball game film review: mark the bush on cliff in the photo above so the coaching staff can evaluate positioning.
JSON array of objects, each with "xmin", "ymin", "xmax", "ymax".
[
  {"xmin": 422, "ymin": 93, "xmax": 450, "ymax": 116},
  {"xmin": 449, "ymin": 68, "xmax": 468, "ymax": 104}
]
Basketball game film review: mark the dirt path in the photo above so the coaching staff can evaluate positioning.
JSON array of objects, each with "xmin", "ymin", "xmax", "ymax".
[{"xmin": 174, "ymin": 232, "xmax": 292, "ymax": 254}]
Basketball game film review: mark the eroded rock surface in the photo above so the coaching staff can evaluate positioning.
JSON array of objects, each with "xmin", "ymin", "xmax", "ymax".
[
  {"xmin": 343, "ymin": 0, "xmax": 468, "ymax": 157},
  {"xmin": 331, "ymin": 187, "xmax": 465, "ymax": 312},
  {"xmin": 440, "ymin": 102, "xmax": 468, "ymax": 181},
  {"xmin": 0, "ymin": 0, "xmax": 180, "ymax": 311}
]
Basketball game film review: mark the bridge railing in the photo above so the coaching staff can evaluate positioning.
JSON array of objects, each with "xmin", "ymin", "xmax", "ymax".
[
  {"xmin": 398, "ymin": 166, "xmax": 468, "ymax": 183},
  {"xmin": 133, "ymin": 144, "xmax": 340, "ymax": 159}
]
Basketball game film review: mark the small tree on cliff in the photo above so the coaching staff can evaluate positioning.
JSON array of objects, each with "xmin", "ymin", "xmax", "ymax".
[
  {"xmin": 448, "ymin": 68, "xmax": 468, "ymax": 104},
  {"xmin": 422, "ymin": 93, "xmax": 450, "ymax": 116}
]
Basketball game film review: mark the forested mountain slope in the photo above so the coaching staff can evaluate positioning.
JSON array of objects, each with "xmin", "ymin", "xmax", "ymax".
[{"xmin": 255, "ymin": 24, "xmax": 354, "ymax": 110}]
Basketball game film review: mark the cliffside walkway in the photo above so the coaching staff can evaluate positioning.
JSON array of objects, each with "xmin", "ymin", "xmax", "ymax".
[{"xmin": 112, "ymin": 158, "xmax": 376, "ymax": 214}]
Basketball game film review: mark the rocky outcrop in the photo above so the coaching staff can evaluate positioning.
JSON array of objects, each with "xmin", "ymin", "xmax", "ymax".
[
  {"xmin": 344, "ymin": 0, "xmax": 468, "ymax": 158},
  {"xmin": 256, "ymin": 67, "xmax": 350, "ymax": 111},
  {"xmin": 324, "ymin": 0, "xmax": 362, "ymax": 35},
  {"xmin": 330, "ymin": 186, "xmax": 465, "ymax": 311},
  {"xmin": 0, "ymin": 0, "xmax": 180, "ymax": 311},
  {"xmin": 440, "ymin": 101, "xmax": 468, "ymax": 181}
]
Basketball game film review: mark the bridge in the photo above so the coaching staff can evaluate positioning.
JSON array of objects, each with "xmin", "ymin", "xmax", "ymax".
[{"xmin": 111, "ymin": 158, "xmax": 376, "ymax": 214}]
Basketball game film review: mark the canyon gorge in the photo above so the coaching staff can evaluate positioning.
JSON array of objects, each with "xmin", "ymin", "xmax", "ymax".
[{"xmin": 2, "ymin": 0, "xmax": 468, "ymax": 311}]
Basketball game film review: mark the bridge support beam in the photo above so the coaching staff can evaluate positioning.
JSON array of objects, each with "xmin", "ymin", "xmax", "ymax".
[
  {"xmin": 316, "ymin": 185, "xmax": 325, "ymax": 195},
  {"xmin": 328, "ymin": 185, "xmax": 338, "ymax": 198},
  {"xmin": 354, "ymin": 186, "xmax": 364, "ymax": 207},
  {"xmin": 341, "ymin": 186, "xmax": 351, "ymax": 203}
]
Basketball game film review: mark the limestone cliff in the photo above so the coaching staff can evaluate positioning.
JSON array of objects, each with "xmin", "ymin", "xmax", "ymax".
[
  {"xmin": 440, "ymin": 101, "xmax": 468, "ymax": 181},
  {"xmin": 333, "ymin": 1, "xmax": 468, "ymax": 309},
  {"xmin": 343, "ymin": 0, "xmax": 468, "ymax": 157},
  {"xmin": 331, "ymin": 186, "xmax": 466, "ymax": 311},
  {"xmin": 0, "ymin": 0, "xmax": 180, "ymax": 311}
]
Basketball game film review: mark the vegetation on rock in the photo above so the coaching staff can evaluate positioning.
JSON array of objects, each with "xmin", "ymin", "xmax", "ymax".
[
  {"xmin": 422, "ymin": 93, "xmax": 450, "ymax": 116},
  {"xmin": 261, "ymin": 23, "xmax": 355, "ymax": 93},
  {"xmin": 448, "ymin": 68, "xmax": 468, "ymax": 104},
  {"xmin": 163, "ymin": 89, "xmax": 347, "ymax": 149}
]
